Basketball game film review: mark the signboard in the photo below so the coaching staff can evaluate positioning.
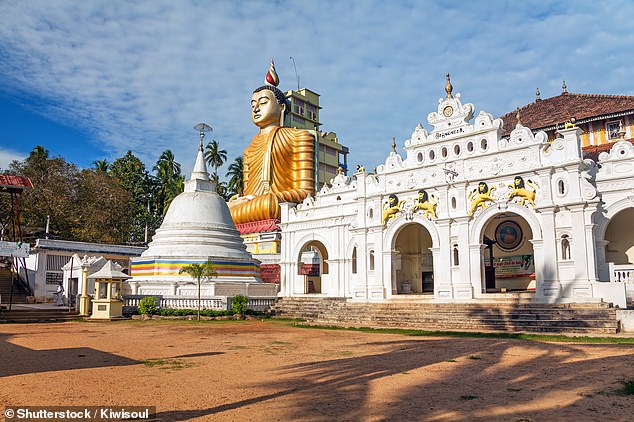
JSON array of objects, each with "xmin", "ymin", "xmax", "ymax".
[
  {"xmin": 484, "ymin": 255, "xmax": 534, "ymax": 278},
  {"xmin": 0, "ymin": 241, "xmax": 30, "ymax": 258}
]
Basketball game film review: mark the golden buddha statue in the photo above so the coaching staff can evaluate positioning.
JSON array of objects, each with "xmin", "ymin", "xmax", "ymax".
[{"xmin": 228, "ymin": 60, "xmax": 315, "ymax": 225}]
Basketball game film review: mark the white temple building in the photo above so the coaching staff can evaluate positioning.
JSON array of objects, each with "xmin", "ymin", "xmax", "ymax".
[
  {"xmin": 278, "ymin": 81, "xmax": 632, "ymax": 307},
  {"xmin": 126, "ymin": 142, "xmax": 277, "ymax": 299}
]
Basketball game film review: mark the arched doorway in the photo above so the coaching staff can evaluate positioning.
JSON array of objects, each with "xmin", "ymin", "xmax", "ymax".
[
  {"xmin": 393, "ymin": 223, "xmax": 434, "ymax": 294},
  {"xmin": 297, "ymin": 241, "xmax": 329, "ymax": 294},
  {"xmin": 480, "ymin": 212, "xmax": 535, "ymax": 293},
  {"xmin": 604, "ymin": 208, "xmax": 634, "ymax": 266}
]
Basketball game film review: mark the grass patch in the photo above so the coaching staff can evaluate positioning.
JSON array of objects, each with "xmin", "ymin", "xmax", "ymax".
[
  {"xmin": 467, "ymin": 355, "xmax": 481, "ymax": 360},
  {"xmin": 290, "ymin": 323, "xmax": 634, "ymax": 344},
  {"xmin": 446, "ymin": 359, "xmax": 457, "ymax": 363},
  {"xmin": 142, "ymin": 358, "xmax": 193, "ymax": 370},
  {"xmin": 460, "ymin": 395, "xmax": 478, "ymax": 400}
]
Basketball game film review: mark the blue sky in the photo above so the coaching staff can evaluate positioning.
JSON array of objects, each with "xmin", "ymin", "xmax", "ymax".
[{"xmin": 1, "ymin": 0, "xmax": 633, "ymax": 177}]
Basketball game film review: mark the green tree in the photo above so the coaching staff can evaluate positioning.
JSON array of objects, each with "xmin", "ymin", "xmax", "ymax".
[
  {"xmin": 178, "ymin": 260, "xmax": 218, "ymax": 321},
  {"xmin": 10, "ymin": 146, "xmax": 78, "ymax": 241},
  {"xmin": 110, "ymin": 151, "xmax": 155, "ymax": 244},
  {"xmin": 210, "ymin": 173, "xmax": 230, "ymax": 201},
  {"xmin": 152, "ymin": 150, "xmax": 183, "ymax": 216},
  {"xmin": 226, "ymin": 156, "xmax": 244, "ymax": 197},
  {"xmin": 72, "ymin": 169, "xmax": 132, "ymax": 243},
  {"xmin": 204, "ymin": 140, "xmax": 227, "ymax": 179},
  {"xmin": 92, "ymin": 159, "xmax": 110, "ymax": 173}
]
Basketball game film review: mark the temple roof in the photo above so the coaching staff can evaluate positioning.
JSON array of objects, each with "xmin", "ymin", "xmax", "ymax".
[
  {"xmin": 500, "ymin": 93, "xmax": 634, "ymax": 136},
  {"xmin": 582, "ymin": 138, "xmax": 634, "ymax": 162}
]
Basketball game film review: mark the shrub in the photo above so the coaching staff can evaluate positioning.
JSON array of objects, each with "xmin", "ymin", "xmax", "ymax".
[
  {"xmin": 232, "ymin": 294, "xmax": 249, "ymax": 317},
  {"xmin": 138, "ymin": 296, "xmax": 158, "ymax": 316}
]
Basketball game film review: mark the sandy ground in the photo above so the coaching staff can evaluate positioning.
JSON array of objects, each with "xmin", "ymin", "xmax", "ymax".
[{"xmin": 1, "ymin": 319, "xmax": 633, "ymax": 422}]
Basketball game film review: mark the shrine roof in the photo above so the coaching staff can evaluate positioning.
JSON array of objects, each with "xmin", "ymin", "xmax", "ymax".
[
  {"xmin": 0, "ymin": 175, "xmax": 33, "ymax": 192},
  {"xmin": 500, "ymin": 93, "xmax": 634, "ymax": 136}
]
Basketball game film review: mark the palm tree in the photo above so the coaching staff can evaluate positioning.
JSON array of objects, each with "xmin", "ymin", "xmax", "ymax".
[
  {"xmin": 153, "ymin": 150, "xmax": 182, "ymax": 215},
  {"xmin": 164, "ymin": 174, "xmax": 184, "ymax": 215},
  {"xmin": 178, "ymin": 260, "xmax": 217, "ymax": 321},
  {"xmin": 210, "ymin": 173, "xmax": 229, "ymax": 200},
  {"xmin": 226, "ymin": 156, "xmax": 244, "ymax": 196},
  {"xmin": 92, "ymin": 159, "xmax": 110, "ymax": 173},
  {"xmin": 27, "ymin": 145, "xmax": 49, "ymax": 163},
  {"xmin": 204, "ymin": 140, "xmax": 227, "ymax": 179}
]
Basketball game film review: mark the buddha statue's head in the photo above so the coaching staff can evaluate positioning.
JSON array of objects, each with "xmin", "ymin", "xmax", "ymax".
[
  {"xmin": 251, "ymin": 85, "xmax": 289, "ymax": 129},
  {"xmin": 252, "ymin": 59, "xmax": 290, "ymax": 130}
]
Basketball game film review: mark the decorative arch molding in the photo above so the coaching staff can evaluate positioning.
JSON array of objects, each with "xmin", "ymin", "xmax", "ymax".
[
  {"xmin": 345, "ymin": 239, "xmax": 358, "ymax": 258},
  {"xmin": 291, "ymin": 232, "xmax": 335, "ymax": 266},
  {"xmin": 595, "ymin": 196, "xmax": 634, "ymax": 240},
  {"xmin": 383, "ymin": 215, "xmax": 441, "ymax": 251},
  {"xmin": 469, "ymin": 202, "xmax": 543, "ymax": 244}
]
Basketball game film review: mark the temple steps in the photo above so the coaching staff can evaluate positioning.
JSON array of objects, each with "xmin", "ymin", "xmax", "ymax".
[
  {"xmin": 271, "ymin": 297, "xmax": 619, "ymax": 334},
  {"xmin": 0, "ymin": 308, "xmax": 81, "ymax": 323}
]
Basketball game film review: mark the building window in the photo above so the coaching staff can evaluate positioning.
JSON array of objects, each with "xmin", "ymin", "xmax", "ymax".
[
  {"xmin": 293, "ymin": 99, "xmax": 305, "ymax": 116},
  {"xmin": 293, "ymin": 115, "xmax": 305, "ymax": 125},
  {"xmin": 351, "ymin": 247, "xmax": 357, "ymax": 274},
  {"xmin": 452, "ymin": 245, "xmax": 459, "ymax": 266},
  {"xmin": 307, "ymin": 104, "xmax": 318, "ymax": 121},
  {"xmin": 369, "ymin": 250, "xmax": 375, "ymax": 271},
  {"xmin": 607, "ymin": 120, "xmax": 622, "ymax": 139},
  {"xmin": 561, "ymin": 235, "xmax": 571, "ymax": 260}
]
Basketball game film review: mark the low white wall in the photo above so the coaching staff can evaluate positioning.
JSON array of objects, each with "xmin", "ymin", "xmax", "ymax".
[{"xmin": 616, "ymin": 310, "xmax": 634, "ymax": 333}]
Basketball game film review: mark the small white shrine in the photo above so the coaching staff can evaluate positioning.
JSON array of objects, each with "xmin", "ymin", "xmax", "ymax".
[{"xmin": 279, "ymin": 77, "xmax": 631, "ymax": 307}]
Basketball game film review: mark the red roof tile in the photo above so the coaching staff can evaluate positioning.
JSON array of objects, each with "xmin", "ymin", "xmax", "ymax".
[
  {"xmin": 0, "ymin": 175, "xmax": 33, "ymax": 190},
  {"xmin": 500, "ymin": 93, "xmax": 634, "ymax": 136},
  {"xmin": 582, "ymin": 138, "xmax": 634, "ymax": 162}
]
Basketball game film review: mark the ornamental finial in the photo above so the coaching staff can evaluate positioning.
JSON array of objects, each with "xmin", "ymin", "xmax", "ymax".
[
  {"xmin": 391, "ymin": 137, "xmax": 396, "ymax": 153},
  {"xmin": 516, "ymin": 107, "xmax": 521, "ymax": 125},
  {"xmin": 445, "ymin": 72, "xmax": 453, "ymax": 99},
  {"xmin": 265, "ymin": 58, "xmax": 279, "ymax": 87},
  {"xmin": 562, "ymin": 79, "xmax": 568, "ymax": 94},
  {"xmin": 535, "ymin": 87, "xmax": 541, "ymax": 101}
]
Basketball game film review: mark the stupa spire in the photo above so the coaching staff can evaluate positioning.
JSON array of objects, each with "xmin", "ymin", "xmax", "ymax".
[{"xmin": 191, "ymin": 123, "xmax": 212, "ymax": 183}]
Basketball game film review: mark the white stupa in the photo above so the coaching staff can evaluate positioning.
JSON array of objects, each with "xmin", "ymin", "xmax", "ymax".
[{"xmin": 127, "ymin": 135, "xmax": 277, "ymax": 299}]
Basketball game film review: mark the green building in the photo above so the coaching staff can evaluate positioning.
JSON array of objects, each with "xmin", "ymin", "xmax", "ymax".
[{"xmin": 284, "ymin": 88, "xmax": 349, "ymax": 189}]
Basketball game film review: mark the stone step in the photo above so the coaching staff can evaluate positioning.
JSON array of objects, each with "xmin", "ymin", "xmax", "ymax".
[
  {"xmin": 0, "ymin": 309, "xmax": 81, "ymax": 323},
  {"xmin": 272, "ymin": 298, "xmax": 620, "ymax": 334}
]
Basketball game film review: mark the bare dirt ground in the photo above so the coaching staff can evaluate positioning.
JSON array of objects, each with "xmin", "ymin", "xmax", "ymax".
[{"xmin": 1, "ymin": 319, "xmax": 633, "ymax": 421}]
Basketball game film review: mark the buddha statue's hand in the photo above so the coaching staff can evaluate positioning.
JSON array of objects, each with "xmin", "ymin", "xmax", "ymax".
[{"xmin": 228, "ymin": 194, "xmax": 255, "ymax": 207}]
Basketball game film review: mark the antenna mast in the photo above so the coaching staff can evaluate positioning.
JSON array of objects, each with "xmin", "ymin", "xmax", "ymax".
[{"xmin": 290, "ymin": 56, "xmax": 300, "ymax": 90}]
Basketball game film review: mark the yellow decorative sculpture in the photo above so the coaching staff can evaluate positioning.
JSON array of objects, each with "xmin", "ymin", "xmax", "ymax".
[
  {"xmin": 229, "ymin": 60, "xmax": 315, "ymax": 225},
  {"xmin": 508, "ymin": 176, "xmax": 537, "ymax": 208},
  {"xmin": 468, "ymin": 182, "xmax": 496, "ymax": 217},
  {"xmin": 412, "ymin": 189, "xmax": 438, "ymax": 219},
  {"xmin": 382, "ymin": 194, "xmax": 404, "ymax": 225}
]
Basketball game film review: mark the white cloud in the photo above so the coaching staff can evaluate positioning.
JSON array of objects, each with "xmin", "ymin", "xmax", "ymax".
[
  {"xmin": 0, "ymin": 0, "xmax": 633, "ymax": 173},
  {"xmin": 0, "ymin": 148, "xmax": 26, "ymax": 171}
]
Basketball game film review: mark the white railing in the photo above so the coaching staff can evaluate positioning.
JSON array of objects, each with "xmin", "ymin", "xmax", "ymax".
[
  {"xmin": 608, "ymin": 263, "xmax": 634, "ymax": 283},
  {"xmin": 160, "ymin": 297, "xmax": 227, "ymax": 310},
  {"xmin": 123, "ymin": 295, "xmax": 277, "ymax": 312}
]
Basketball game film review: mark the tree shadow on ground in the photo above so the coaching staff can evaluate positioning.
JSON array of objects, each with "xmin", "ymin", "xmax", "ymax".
[
  {"xmin": 0, "ymin": 332, "xmax": 222, "ymax": 378},
  {"xmin": 155, "ymin": 335, "xmax": 634, "ymax": 421}
]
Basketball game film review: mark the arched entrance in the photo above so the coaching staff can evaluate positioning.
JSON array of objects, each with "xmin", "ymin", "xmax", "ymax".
[
  {"xmin": 393, "ymin": 223, "xmax": 434, "ymax": 294},
  {"xmin": 480, "ymin": 212, "xmax": 535, "ymax": 293},
  {"xmin": 297, "ymin": 241, "xmax": 329, "ymax": 294},
  {"xmin": 604, "ymin": 208, "xmax": 634, "ymax": 266}
]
